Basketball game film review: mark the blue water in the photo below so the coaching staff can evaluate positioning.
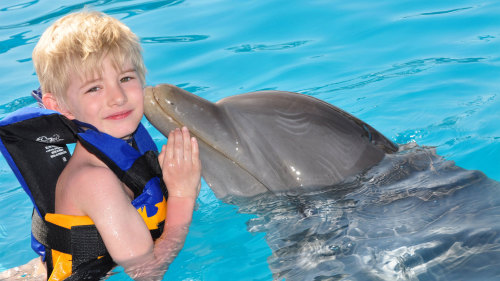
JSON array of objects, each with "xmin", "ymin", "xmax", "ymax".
[{"xmin": 1, "ymin": 0, "xmax": 499, "ymax": 280}]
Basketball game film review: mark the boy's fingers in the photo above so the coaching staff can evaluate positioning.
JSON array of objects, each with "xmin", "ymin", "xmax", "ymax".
[
  {"xmin": 191, "ymin": 137, "xmax": 200, "ymax": 168},
  {"xmin": 166, "ymin": 130, "xmax": 174, "ymax": 160},
  {"xmin": 174, "ymin": 128, "xmax": 183, "ymax": 163},
  {"xmin": 158, "ymin": 145, "xmax": 166, "ymax": 168},
  {"xmin": 182, "ymin": 127, "xmax": 191, "ymax": 161}
]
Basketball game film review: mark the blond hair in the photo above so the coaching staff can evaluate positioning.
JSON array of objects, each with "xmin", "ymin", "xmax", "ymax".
[{"xmin": 32, "ymin": 11, "xmax": 146, "ymax": 102}]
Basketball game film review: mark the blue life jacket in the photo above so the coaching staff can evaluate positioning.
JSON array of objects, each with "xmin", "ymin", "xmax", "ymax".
[{"xmin": 0, "ymin": 107, "xmax": 168, "ymax": 280}]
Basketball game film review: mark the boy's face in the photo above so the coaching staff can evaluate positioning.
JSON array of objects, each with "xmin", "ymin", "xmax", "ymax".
[{"xmin": 62, "ymin": 55, "xmax": 144, "ymax": 139}]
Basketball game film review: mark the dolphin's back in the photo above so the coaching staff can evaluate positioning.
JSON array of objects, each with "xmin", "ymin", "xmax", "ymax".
[{"xmin": 211, "ymin": 90, "xmax": 397, "ymax": 195}]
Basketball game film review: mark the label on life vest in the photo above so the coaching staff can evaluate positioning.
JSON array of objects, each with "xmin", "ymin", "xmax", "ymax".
[{"xmin": 44, "ymin": 145, "xmax": 68, "ymax": 162}]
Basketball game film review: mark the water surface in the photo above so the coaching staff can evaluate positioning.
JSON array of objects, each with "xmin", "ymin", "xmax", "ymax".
[{"xmin": 0, "ymin": 0, "xmax": 499, "ymax": 280}]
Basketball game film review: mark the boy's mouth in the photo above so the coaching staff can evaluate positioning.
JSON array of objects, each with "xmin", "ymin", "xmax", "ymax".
[{"xmin": 106, "ymin": 110, "xmax": 132, "ymax": 120}]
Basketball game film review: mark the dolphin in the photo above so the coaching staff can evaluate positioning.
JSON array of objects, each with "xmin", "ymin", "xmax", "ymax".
[
  {"xmin": 144, "ymin": 84, "xmax": 398, "ymax": 198},
  {"xmin": 143, "ymin": 84, "xmax": 500, "ymax": 280}
]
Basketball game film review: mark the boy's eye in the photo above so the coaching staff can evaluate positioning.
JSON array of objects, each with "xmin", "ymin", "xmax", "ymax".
[
  {"xmin": 86, "ymin": 86, "xmax": 100, "ymax": 93},
  {"xmin": 120, "ymin": 76, "xmax": 133, "ymax": 83}
]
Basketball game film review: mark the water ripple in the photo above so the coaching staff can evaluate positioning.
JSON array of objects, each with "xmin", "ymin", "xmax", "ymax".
[
  {"xmin": 176, "ymin": 83, "xmax": 209, "ymax": 94},
  {"xmin": 102, "ymin": 0, "xmax": 184, "ymax": 19},
  {"xmin": 478, "ymin": 35, "xmax": 496, "ymax": 42},
  {"xmin": 0, "ymin": 0, "xmax": 104, "ymax": 30},
  {"xmin": 300, "ymin": 57, "xmax": 486, "ymax": 96},
  {"xmin": 0, "ymin": 0, "xmax": 38, "ymax": 12},
  {"xmin": 0, "ymin": 223, "xmax": 7, "ymax": 239},
  {"xmin": 394, "ymin": 94, "xmax": 497, "ymax": 144},
  {"xmin": 402, "ymin": 6, "xmax": 475, "ymax": 19},
  {"xmin": 0, "ymin": 0, "xmax": 184, "ymax": 30},
  {"xmin": 0, "ymin": 31, "xmax": 39, "ymax": 54},
  {"xmin": 0, "ymin": 96, "xmax": 36, "ymax": 118},
  {"xmin": 141, "ymin": 35, "xmax": 209, "ymax": 44},
  {"xmin": 226, "ymin": 40, "xmax": 311, "ymax": 53}
]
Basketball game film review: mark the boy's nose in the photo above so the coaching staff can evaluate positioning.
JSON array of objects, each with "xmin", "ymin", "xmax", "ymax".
[{"xmin": 108, "ymin": 84, "xmax": 127, "ymax": 106}]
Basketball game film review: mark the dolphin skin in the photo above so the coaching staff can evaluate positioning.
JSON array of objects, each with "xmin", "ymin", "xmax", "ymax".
[{"xmin": 144, "ymin": 84, "xmax": 398, "ymax": 198}]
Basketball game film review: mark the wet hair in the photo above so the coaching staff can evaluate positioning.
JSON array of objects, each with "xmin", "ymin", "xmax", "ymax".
[{"xmin": 32, "ymin": 11, "xmax": 146, "ymax": 104}]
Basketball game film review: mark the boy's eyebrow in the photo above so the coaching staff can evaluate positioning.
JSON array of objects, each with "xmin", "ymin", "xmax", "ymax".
[
  {"xmin": 79, "ymin": 78, "xmax": 101, "ymax": 91},
  {"xmin": 122, "ymin": 68, "xmax": 136, "ymax": 73}
]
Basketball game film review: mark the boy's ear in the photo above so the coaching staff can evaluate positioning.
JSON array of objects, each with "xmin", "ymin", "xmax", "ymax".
[{"xmin": 42, "ymin": 92, "xmax": 76, "ymax": 119}]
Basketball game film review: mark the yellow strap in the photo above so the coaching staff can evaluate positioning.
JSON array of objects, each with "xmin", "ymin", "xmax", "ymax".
[
  {"xmin": 45, "ymin": 213, "xmax": 95, "ymax": 229},
  {"xmin": 47, "ymin": 250, "xmax": 71, "ymax": 281}
]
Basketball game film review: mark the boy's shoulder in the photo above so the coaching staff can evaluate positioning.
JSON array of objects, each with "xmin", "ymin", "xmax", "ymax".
[{"xmin": 56, "ymin": 145, "xmax": 129, "ymax": 215}]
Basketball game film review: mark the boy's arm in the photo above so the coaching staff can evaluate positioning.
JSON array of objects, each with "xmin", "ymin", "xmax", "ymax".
[
  {"xmin": 77, "ymin": 127, "xmax": 200, "ymax": 280},
  {"xmin": 120, "ymin": 127, "xmax": 201, "ymax": 280}
]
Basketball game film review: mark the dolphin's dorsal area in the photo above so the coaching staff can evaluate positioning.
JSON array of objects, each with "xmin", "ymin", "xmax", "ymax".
[{"xmin": 144, "ymin": 84, "xmax": 398, "ymax": 198}]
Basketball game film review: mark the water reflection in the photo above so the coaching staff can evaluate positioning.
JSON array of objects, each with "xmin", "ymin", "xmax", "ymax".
[
  {"xmin": 226, "ymin": 40, "xmax": 311, "ymax": 53},
  {"xmin": 228, "ymin": 144, "xmax": 500, "ymax": 280}
]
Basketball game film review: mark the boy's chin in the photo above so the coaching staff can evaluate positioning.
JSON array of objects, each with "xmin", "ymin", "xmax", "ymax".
[
  {"xmin": 95, "ymin": 120, "xmax": 140, "ymax": 139},
  {"xmin": 104, "ymin": 127, "xmax": 137, "ymax": 140},
  {"xmin": 111, "ymin": 131, "xmax": 135, "ymax": 140}
]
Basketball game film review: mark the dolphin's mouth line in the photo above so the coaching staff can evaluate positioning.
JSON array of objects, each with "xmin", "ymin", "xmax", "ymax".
[
  {"xmin": 151, "ymin": 88, "xmax": 272, "ymax": 193},
  {"xmin": 150, "ymin": 87, "xmax": 183, "ymax": 128}
]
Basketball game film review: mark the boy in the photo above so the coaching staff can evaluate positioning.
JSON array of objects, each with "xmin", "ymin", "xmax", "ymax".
[{"xmin": 1, "ymin": 11, "xmax": 201, "ymax": 280}]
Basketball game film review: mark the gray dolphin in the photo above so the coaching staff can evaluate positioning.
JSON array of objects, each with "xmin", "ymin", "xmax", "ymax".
[
  {"xmin": 144, "ymin": 84, "xmax": 398, "ymax": 198},
  {"xmin": 143, "ymin": 84, "xmax": 500, "ymax": 281}
]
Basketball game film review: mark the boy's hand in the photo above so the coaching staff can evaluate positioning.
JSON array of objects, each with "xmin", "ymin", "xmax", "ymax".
[{"xmin": 158, "ymin": 127, "xmax": 201, "ymax": 201}]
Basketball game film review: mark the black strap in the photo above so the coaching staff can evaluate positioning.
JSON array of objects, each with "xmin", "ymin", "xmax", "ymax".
[
  {"xmin": 65, "ymin": 254, "xmax": 115, "ymax": 281},
  {"xmin": 32, "ymin": 210, "xmax": 108, "ymax": 259},
  {"xmin": 70, "ymin": 225, "xmax": 109, "ymax": 268},
  {"xmin": 122, "ymin": 150, "xmax": 168, "ymax": 198},
  {"xmin": 32, "ymin": 209, "xmax": 72, "ymax": 254}
]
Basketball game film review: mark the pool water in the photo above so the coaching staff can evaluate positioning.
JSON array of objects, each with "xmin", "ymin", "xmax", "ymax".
[{"xmin": 1, "ymin": 0, "xmax": 499, "ymax": 280}]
